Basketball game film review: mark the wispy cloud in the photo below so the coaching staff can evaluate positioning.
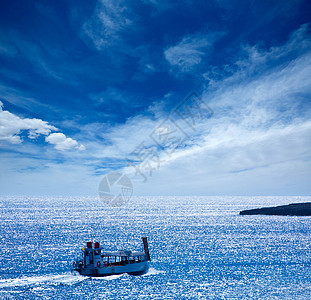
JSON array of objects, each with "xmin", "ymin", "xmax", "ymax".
[
  {"xmin": 1, "ymin": 6, "xmax": 310, "ymax": 196},
  {"xmin": 205, "ymin": 24, "xmax": 311, "ymax": 85},
  {"xmin": 95, "ymin": 24, "xmax": 311, "ymax": 195},
  {"xmin": 129, "ymin": 121, "xmax": 311, "ymax": 195},
  {"xmin": 78, "ymin": 23, "xmax": 311, "ymax": 174},
  {"xmin": 164, "ymin": 32, "xmax": 224, "ymax": 72},
  {"xmin": 0, "ymin": 28, "xmax": 67, "ymax": 83},
  {"xmin": 82, "ymin": 0, "xmax": 133, "ymax": 50},
  {"xmin": 90, "ymin": 87, "xmax": 134, "ymax": 107},
  {"xmin": 142, "ymin": 0, "xmax": 192, "ymax": 13}
]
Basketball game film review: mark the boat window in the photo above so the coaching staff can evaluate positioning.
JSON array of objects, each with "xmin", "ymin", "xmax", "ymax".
[
  {"xmin": 109, "ymin": 256, "xmax": 116, "ymax": 263},
  {"xmin": 129, "ymin": 256, "xmax": 135, "ymax": 264}
]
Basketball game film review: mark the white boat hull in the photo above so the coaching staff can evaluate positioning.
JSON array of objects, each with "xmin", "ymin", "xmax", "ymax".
[{"xmin": 75, "ymin": 261, "xmax": 148, "ymax": 277}]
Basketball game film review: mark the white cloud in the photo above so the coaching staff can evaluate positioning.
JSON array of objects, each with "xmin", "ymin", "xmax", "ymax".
[
  {"xmin": 45, "ymin": 133, "xmax": 85, "ymax": 151},
  {"xmin": 0, "ymin": 103, "xmax": 85, "ymax": 151},
  {"xmin": 0, "ymin": 105, "xmax": 57, "ymax": 144},
  {"xmin": 77, "ymin": 144, "xmax": 86, "ymax": 151},
  {"xmin": 164, "ymin": 33, "xmax": 223, "ymax": 72}
]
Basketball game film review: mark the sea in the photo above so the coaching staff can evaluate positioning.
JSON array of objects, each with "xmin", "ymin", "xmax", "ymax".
[{"xmin": 0, "ymin": 196, "xmax": 310, "ymax": 300}]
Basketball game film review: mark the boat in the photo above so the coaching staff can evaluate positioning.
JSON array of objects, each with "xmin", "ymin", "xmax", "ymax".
[{"xmin": 72, "ymin": 237, "xmax": 151, "ymax": 276}]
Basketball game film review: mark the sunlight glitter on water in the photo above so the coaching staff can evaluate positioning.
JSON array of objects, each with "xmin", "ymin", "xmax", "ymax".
[{"xmin": 0, "ymin": 196, "xmax": 311, "ymax": 299}]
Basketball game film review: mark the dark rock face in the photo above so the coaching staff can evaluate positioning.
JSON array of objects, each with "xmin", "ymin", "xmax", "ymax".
[{"xmin": 239, "ymin": 202, "xmax": 311, "ymax": 216}]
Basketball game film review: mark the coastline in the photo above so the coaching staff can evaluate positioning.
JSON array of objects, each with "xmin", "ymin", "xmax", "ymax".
[{"xmin": 239, "ymin": 202, "xmax": 311, "ymax": 216}]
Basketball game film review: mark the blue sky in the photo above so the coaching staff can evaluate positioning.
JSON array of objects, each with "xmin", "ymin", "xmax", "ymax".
[{"xmin": 0, "ymin": 0, "xmax": 310, "ymax": 196}]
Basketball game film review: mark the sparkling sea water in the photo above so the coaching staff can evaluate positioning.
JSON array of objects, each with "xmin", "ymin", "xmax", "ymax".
[{"xmin": 0, "ymin": 196, "xmax": 311, "ymax": 299}]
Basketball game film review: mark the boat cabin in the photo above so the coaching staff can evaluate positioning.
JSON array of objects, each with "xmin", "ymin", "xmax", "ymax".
[{"xmin": 81, "ymin": 241, "xmax": 147, "ymax": 268}]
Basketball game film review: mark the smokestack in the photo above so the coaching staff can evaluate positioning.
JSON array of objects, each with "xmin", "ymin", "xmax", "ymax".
[{"xmin": 142, "ymin": 237, "xmax": 151, "ymax": 261}]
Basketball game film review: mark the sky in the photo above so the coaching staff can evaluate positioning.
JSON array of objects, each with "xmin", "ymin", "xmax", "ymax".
[{"xmin": 0, "ymin": 0, "xmax": 310, "ymax": 196}]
